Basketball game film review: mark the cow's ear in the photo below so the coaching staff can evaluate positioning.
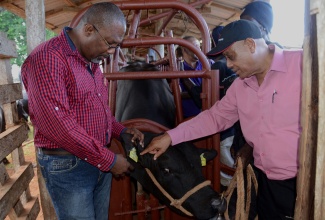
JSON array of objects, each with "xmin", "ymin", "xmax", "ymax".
[
  {"xmin": 120, "ymin": 133, "xmax": 135, "ymax": 151},
  {"xmin": 197, "ymin": 148, "xmax": 218, "ymax": 163}
]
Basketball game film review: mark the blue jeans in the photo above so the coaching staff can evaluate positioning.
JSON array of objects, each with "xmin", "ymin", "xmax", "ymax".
[{"xmin": 37, "ymin": 149, "xmax": 112, "ymax": 220}]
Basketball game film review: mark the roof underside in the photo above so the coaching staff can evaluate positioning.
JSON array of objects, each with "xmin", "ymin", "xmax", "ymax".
[{"xmin": 0, "ymin": 0, "xmax": 256, "ymax": 40}]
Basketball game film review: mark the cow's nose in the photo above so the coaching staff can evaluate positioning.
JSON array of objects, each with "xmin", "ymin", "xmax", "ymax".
[{"xmin": 211, "ymin": 197, "xmax": 227, "ymax": 214}]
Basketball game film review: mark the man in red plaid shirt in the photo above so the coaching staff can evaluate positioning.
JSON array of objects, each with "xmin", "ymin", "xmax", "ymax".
[{"xmin": 21, "ymin": 2, "xmax": 143, "ymax": 219}]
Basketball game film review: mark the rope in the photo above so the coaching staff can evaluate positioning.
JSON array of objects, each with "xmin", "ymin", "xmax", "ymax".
[
  {"xmin": 223, "ymin": 157, "xmax": 258, "ymax": 220},
  {"xmin": 145, "ymin": 168, "xmax": 211, "ymax": 216}
]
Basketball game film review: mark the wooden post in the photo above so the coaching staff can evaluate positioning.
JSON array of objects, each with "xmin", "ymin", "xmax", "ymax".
[
  {"xmin": 25, "ymin": 0, "xmax": 58, "ymax": 219},
  {"xmin": 312, "ymin": 0, "xmax": 325, "ymax": 218},
  {"xmin": 295, "ymin": 0, "xmax": 325, "ymax": 218}
]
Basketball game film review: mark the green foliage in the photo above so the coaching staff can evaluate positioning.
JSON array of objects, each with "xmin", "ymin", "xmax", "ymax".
[{"xmin": 0, "ymin": 7, "xmax": 57, "ymax": 66}]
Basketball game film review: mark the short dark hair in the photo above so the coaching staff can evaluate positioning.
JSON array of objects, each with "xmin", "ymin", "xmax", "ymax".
[{"xmin": 80, "ymin": 2, "xmax": 126, "ymax": 28}]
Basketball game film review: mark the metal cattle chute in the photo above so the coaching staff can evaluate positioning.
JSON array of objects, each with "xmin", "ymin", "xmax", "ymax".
[{"xmin": 70, "ymin": 1, "xmax": 225, "ymax": 219}]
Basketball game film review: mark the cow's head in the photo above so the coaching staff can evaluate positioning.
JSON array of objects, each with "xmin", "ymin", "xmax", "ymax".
[{"xmin": 121, "ymin": 132, "xmax": 227, "ymax": 220}]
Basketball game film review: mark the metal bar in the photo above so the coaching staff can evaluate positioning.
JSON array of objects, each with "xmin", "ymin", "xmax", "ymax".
[{"xmin": 69, "ymin": 0, "xmax": 211, "ymax": 53}]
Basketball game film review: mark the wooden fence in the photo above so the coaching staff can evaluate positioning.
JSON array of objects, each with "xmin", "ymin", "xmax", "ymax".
[{"xmin": 0, "ymin": 32, "xmax": 40, "ymax": 220}]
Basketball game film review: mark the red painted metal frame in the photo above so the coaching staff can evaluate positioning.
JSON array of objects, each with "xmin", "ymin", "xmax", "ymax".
[
  {"xmin": 69, "ymin": 1, "xmax": 223, "ymax": 219},
  {"xmin": 69, "ymin": 0, "xmax": 211, "ymax": 53}
]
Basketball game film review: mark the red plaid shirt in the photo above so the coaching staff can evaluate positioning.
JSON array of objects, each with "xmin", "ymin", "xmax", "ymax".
[{"xmin": 21, "ymin": 27, "xmax": 125, "ymax": 171}]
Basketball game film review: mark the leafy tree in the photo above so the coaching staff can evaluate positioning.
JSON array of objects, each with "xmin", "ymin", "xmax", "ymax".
[{"xmin": 0, "ymin": 7, "xmax": 56, "ymax": 66}]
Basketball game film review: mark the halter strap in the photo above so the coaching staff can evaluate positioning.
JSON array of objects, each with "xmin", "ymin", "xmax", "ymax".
[{"xmin": 145, "ymin": 168, "xmax": 211, "ymax": 216}]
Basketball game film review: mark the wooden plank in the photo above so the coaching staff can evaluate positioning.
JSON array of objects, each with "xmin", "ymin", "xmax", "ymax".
[
  {"xmin": 0, "ymin": 32, "xmax": 17, "ymax": 58},
  {"xmin": 63, "ymin": 0, "xmax": 77, "ymax": 7},
  {"xmin": 0, "ymin": 162, "xmax": 10, "ymax": 185},
  {"xmin": 0, "ymin": 124, "xmax": 29, "ymax": 162},
  {"xmin": 8, "ymin": 199, "xmax": 24, "ymax": 219},
  {"xmin": 16, "ymin": 196, "xmax": 40, "ymax": 220},
  {"xmin": 294, "ymin": 32, "xmax": 317, "ymax": 219},
  {"xmin": 12, "ymin": 146, "xmax": 26, "ymax": 172},
  {"xmin": 314, "ymin": 0, "xmax": 325, "ymax": 218},
  {"xmin": 0, "ymin": 163, "xmax": 34, "ymax": 219},
  {"xmin": 0, "ymin": 83, "xmax": 23, "ymax": 105},
  {"xmin": 0, "ymin": 59, "xmax": 14, "ymax": 84}
]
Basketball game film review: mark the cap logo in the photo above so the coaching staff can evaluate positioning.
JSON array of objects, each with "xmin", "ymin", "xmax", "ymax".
[{"xmin": 218, "ymin": 38, "xmax": 224, "ymax": 42}]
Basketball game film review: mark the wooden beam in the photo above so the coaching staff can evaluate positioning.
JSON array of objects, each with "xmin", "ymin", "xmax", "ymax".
[
  {"xmin": 0, "ymin": 83, "xmax": 22, "ymax": 105},
  {"xmin": 0, "ymin": 124, "xmax": 29, "ymax": 163},
  {"xmin": 45, "ymin": 6, "xmax": 79, "ymax": 19},
  {"xmin": 0, "ymin": 32, "xmax": 17, "ymax": 58},
  {"xmin": 0, "ymin": 163, "xmax": 34, "ymax": 219},
  {"xmin": 210, "ymin": 2, "xmax": 243, "ymax": 14},
  {"xmin": 314, "ymin": 0, "xmax": 325, "ymax": 218},
  {"xmin": 197, "ymin": 5, "xmax": 211, "ymax": 14},
  {"xmin": 63, "ymin": 0, "xmax": 77, "ymax": 7},
  {"xmin": 0, "ymin": 2, "xmax": 25, "ymax": 18},
  {"xmin": 14, "ymin": 196, "xmax": 40, "ymax": 219},
  {"xmin": 0, "ymin": 2, "xmax": 57, "ymax": 31}
]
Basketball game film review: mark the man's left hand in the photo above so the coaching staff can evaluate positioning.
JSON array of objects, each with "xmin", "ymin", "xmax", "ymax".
[{"xmin": 124, "ymin": 127, "xmax": 144, "ymax": 147}]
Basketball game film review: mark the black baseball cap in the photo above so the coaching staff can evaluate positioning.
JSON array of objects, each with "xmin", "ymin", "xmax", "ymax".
[{"xmin": 207, "ymin": 20, "xmax": 262, "ymax": 57}]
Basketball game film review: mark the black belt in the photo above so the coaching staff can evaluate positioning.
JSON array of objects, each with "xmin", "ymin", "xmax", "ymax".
[{"xmin": 39, "ymin": 148, "xmax": 72, "ymax": 156}]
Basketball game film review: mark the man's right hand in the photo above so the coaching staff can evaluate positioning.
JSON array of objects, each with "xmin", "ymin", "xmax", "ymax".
[
  {"xmin": 110, "ymin": 154, "xmax": 133, "ymax": 177},
  {"xmin": 140, "ymin": 132, "xmax": 172, "ymax": 160},
  {"xmin": 235, "ymin": 143, "xmax": 253, "ymax": 169}
]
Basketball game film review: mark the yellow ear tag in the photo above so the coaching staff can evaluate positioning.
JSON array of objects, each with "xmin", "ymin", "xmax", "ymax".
[
  {"xmin": 200, "ymin": 153, "xmax": 206, "ymax": 166},
  {"xmin": 129, "ymin": 147, "xmax": 138, "ymax": 162}
]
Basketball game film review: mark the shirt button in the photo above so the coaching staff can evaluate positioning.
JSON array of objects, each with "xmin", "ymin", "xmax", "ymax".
[
  {"xmin": 84, "ymin": 158, "xmax": 87, "ymax": 161},
  {"xmin": 98, "ymin": 93, "xmax": 101, "ymax": 96},
  {"xmin": 97, "ymin": 164, "xmax": 101, "ymax": 168},
  {"xmin": 55, "ymin": 107, "xmax": 59, "ymax": 111}
]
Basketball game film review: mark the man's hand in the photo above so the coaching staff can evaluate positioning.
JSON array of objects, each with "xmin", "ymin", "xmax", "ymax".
[
  {"xmin": 140, "ymin": 132, "xmax": 171, "ymax": 160},
  {"xmin": 110, "ymin": 154, "xmax": 133, "ymax": 177},
  {"xmin": 235, "ymin": 143, "xmax": 253, "ymax": 169},
  {"xmin": 124, "ymin": 127, "xmax": 144, "ymax": 147}
]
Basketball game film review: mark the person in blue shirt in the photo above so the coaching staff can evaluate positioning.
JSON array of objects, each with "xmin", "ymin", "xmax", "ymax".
[{"xmin": 178, "ymin": 36, "xmax": 214, "ymax": 118}]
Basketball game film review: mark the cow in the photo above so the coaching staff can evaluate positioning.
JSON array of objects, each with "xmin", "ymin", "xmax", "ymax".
[
  {"xmin": 114, "ymin": 61, "xmax": 227, "ymax": 219},
  {"xmin": 17, "ymin": 86, "xmax": 29, "ymax": 122},
  {"xmin": 120, "ymin": 132, "xmax": 227, "ymax": 220},
  {"xmin": 116, "ymin": 61, "xmax": 176, "ymax": 128}
]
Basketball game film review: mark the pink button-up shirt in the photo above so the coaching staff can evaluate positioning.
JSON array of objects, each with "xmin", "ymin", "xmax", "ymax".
[{"xmin": 168, "ymin": 45, "xmax": 303, "ymax": 180}]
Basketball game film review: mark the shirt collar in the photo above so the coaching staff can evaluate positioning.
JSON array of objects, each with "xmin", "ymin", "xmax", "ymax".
[
  {"xmin": 268, "ymin": 44, "xmax": 287, "ymax": 73},
  {"xmin": 61, "ymin": 27, "xmax": 92, "ymax": 65},
  {"xmin": 63, "ymin": 26, "xmax": 76, "ymax": 51}
]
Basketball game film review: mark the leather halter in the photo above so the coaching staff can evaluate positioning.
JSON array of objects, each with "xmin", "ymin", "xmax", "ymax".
[{"xmin": 145, "ymin": 168, "xmax": 211, "ymax": 216}]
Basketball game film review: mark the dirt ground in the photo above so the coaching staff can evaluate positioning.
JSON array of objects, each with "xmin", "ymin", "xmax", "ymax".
[{"xmin": 5, "ymin": 124, "xmax": 44, "ymax": 220}]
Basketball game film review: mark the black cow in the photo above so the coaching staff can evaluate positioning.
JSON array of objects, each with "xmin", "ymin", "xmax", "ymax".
[
  {"xmin": 114, "ymin": 61, "xmax": 227, "ymax": 219},
  {"xmin": 17, "ymin": 88, "xmax": 29, "ymax": 122},
  {"xmin": 115, "ymin": 61, "xmax": 176, "ymax": 128},
  {"xmin": 121, "ymin": 132, "xmax": 227, "ymax": 220}
]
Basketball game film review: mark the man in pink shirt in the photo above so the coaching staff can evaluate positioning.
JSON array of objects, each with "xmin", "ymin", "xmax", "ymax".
[{"xmin": 142, "ymin": 20, "xmax": 303, "ymax": 219}]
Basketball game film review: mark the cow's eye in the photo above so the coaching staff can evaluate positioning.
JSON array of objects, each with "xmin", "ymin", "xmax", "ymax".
[{"xmin": 163, "ymin": 168, "xmax": 170, "ymax": 174}]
